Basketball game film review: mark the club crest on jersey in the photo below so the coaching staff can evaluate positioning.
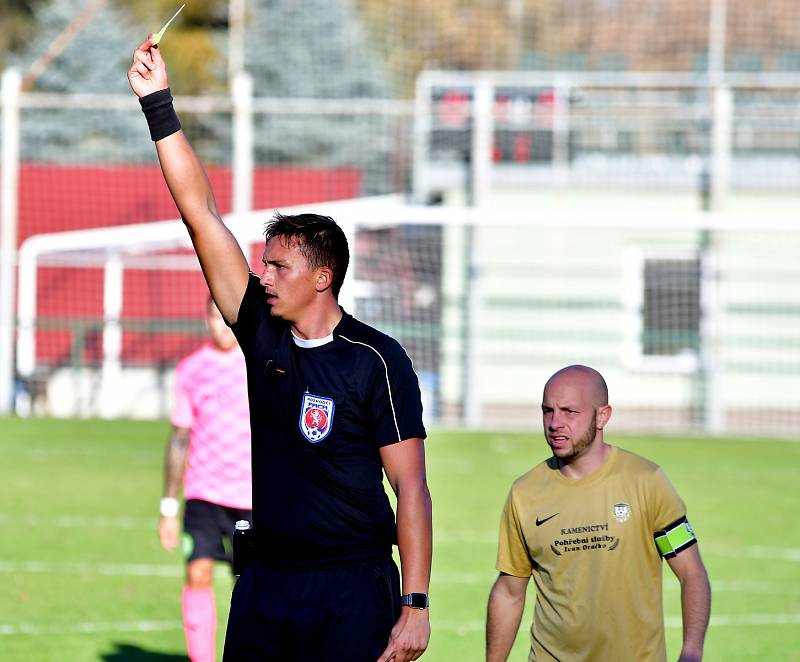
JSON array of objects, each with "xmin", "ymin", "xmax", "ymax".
[
  {"xmin": 612, "ymin": 502, "xmax": 632, "ymax": 523},
  {"xmin": 299, "ymin": 393, "xmax": 335, "ymax": 443}
]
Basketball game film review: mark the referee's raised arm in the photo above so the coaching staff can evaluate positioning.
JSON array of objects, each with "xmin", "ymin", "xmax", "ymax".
[{"xmin": 128, "ymin": 36, "xmax": 249, "ymax": 325}]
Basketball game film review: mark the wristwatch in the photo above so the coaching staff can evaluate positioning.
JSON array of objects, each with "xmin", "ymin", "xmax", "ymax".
[{"xmin": 400, "ymin": 592, "xmax": 429, "ymax": 609}]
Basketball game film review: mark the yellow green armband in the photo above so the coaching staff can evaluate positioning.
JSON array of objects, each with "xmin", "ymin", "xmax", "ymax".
[{"xmin": 653, "ymin": 516, "xmax": 697, "ymax": 559}]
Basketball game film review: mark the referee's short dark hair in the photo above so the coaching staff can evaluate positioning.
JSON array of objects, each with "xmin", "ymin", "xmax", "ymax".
[{"xmin": 264, "ymin": 212, "xmax": 350, "ymax": 296}]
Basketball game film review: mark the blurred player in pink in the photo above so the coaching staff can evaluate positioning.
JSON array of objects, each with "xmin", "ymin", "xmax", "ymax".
[{"xmin": 158, "ymin": 298, "xmax": 252, "ymax": 662}]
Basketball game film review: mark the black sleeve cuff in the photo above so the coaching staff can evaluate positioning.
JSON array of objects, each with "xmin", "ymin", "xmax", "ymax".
[{"xmin": 139, "ymin": 88, "xmax": 181, "ymax": 142}]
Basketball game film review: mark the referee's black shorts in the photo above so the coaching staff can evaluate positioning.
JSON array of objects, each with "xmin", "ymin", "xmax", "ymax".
[{"xmin": 222, "ymin": 557, "xmax": 401, "ymax": 661}]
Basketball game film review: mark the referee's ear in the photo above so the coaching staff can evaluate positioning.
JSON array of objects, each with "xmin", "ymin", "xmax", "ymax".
[{"xmin": 314, "ymin": 266, "xmax": 334, "ymax": 294}]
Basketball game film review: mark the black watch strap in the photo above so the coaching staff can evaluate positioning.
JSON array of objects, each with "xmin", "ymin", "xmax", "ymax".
[{"xmin": 400, "ymin": 592, "xmax": 429, "ymax": 609}]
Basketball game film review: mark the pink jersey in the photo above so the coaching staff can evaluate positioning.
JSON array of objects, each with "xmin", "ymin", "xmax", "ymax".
[{"xmin": 172, "ymin": 343, "xmax": 252, "ymax": 509}]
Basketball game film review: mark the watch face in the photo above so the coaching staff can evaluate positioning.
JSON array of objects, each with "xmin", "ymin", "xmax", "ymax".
[{"xmin": 404, "ymin": 593, "xmax": 429, "ymax": 608}]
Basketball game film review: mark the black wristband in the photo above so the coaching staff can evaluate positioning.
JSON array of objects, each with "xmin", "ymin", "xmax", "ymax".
[{"xmin": 139, "ymin": 88, "xmax": 181, "ymax": 142}]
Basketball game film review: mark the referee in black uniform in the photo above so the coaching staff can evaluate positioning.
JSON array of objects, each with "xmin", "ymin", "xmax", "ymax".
[{"xmin": 129, "ymin": 36, "xmax": 432, "ymax": 662}]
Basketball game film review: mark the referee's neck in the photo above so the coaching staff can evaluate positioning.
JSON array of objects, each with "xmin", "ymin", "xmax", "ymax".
[{"xmin": 291, "ymin": 302, "xmax": 343, "ymax": 341}]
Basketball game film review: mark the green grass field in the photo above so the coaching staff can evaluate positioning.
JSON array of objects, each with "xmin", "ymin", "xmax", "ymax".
[{"xmin": 1, "ymin": 417, "xmax": 799, "ymax": 661}]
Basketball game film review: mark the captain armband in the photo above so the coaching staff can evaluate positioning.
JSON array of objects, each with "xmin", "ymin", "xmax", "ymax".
[{"xmin": 653, "ymin": 516, "xmax": 697, "ymax": 559}]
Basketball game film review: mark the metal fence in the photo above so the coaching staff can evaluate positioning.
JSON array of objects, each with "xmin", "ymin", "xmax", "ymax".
[{"xmin": 3, "ymin": 66, "xmax": 800, "ymax": 436}]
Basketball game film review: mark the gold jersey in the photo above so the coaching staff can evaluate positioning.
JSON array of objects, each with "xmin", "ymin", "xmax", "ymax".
[{"xmin": 497, "ymin": 445, "xmax": 687, "ymax": 661}]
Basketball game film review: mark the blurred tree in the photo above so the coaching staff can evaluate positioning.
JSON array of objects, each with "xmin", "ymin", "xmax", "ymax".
[
  {"xmin": 0, "ymin": 0, "xmax": 48, "ymax": 65},
  {"xmin": 11, "ymin": 0, "xmax": 154, "ymax": 162},
  {"xmin": 241, "ymin": 0, "xmax": 394, "ymax": 194},
  {"xmin": 10, "ymin": 0, "xmax": 405, "ymax": 193},
  {"xmin": 116, "ymin": 0, "xmax": 227, "ymax": 95},
  {"xmin": 356, "ymin": 0, "xmax": 516, "ymax": 97}
]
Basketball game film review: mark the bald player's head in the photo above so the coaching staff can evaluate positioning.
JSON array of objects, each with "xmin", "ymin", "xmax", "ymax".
[
  {"xmin": 541, "ymin": 365, "xmax": 612, "ymax": 463},
  {"xmin": 544, "ymin": 365, "xmax": 608, "ymax": 407}
]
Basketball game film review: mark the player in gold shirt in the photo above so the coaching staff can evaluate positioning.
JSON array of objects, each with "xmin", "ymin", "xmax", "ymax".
[{"xmin": 486, "ymin": 365, "xmax": 711, "ymax": 662}]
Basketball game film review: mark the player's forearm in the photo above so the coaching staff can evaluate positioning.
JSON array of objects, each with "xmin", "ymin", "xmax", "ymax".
[
  {"xmin": 395, "ymin": 481, "xmax": 432, "ymax": 595},
  {"xmin": 678, "ymin": 563, "xmax": 711, "ymax": 660},
  {"xmin": 163, "ymin": 427, "xmax": 189, "ymax": 497},
  {"xmin": 485, "ymin": 583, "xmax": 525, "ymax": 661},
  {"xmin": 155, "ymin": 131, "xmax": 222, "ymax": 228},
  {"xmin": 154, "ymin": 126, "xmax": 249, "ymax": 322}
]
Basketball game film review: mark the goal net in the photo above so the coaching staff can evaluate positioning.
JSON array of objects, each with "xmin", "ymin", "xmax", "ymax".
[{"xmin": 16, "ymin": 196, "xmax": 800, "ymax": 438}]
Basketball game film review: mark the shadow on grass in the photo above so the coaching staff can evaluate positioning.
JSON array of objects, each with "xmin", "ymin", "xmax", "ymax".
[{"xmin": 101, "ymin": 643, "xmax": 189, "ymax": 661}]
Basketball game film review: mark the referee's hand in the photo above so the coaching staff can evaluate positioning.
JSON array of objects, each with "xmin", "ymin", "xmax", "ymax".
[
  {"xmin": 377, "ymin": 607, "xmax": 430, "ymax": 662},
  {"xmin": 128, "ymin": 35, "xmax": 170, "ymax": 98}
]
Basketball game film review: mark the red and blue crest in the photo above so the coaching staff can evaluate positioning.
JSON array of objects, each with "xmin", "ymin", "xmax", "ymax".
[{"xmin": 299, "ymin": 393, "xmax": 335, "ymax": 443}]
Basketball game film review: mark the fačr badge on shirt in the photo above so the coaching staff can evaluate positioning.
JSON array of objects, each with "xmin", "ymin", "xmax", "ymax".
[{"xmin": 299, "ymin": 393, "xmax": 335, "ymax": 443}]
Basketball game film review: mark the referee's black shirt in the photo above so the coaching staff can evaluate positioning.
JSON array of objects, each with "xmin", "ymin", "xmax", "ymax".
[{"xmin": 230, "ymin": 273, "xmax": 427, "ymax": 568}]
